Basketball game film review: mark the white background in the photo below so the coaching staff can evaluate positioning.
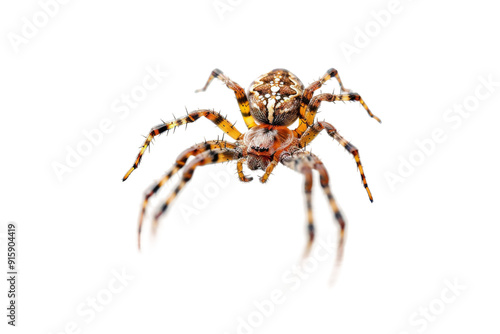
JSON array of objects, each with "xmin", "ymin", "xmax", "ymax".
[{"xmin": 1, "ymin": 0, "xmax": 499, "ymax": 333}]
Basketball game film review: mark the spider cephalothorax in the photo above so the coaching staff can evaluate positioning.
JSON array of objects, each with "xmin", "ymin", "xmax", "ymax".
[
  {"xmin": 123, "ymin": 67, "xmax": 381, "ymax": 280},
  {"xmin": 243, "ymin": 125, "xmax": 295, "ymax": 170}
]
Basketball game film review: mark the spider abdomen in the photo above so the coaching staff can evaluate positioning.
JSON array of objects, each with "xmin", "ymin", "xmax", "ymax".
[{"xmin": 247, "ymin": 69, "xmax": 304, "ymax": 126}]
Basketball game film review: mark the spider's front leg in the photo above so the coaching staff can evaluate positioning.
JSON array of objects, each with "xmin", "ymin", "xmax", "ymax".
[
  {"xmin": 136, "ymin": 140, "xmax": 237, "ymax": 249},
  {"xmin": 299, "ymin": 121, "xmax": 373, "ymax": 202},
  {"xmin": 282, "ymin": 151, "xmax": 347, "ymax": 283},
  {"xmin": 195, "ymin": 68, "xmax": 257, "ymax": 130},
  {"xmin": 281, "ymin": 152, "xmax": 315, "ymax": 257},
  {"xmin": 122, "ymin": 109, "xmax": 243, "ymax": 181},
  {"xmin": 151, "ymin": 148, "xmax": 242, "ymax": 234},
  {"xmin": 309, "ymin": 154, "xmax": 347, "ymax": 285}
]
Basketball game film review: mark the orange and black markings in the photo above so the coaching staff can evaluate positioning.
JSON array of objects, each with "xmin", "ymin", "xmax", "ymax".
[
  {"xmin": 123, "ymin": 67, "xmax": 381, "ymax": 283},
  {"xmin": 196, "ymin": 68, "xmax": 257, "ymax": 130},
  {"xmin": 122, "ymin": 110, "xmax": 242, "ymax": 181},
  {"xmin": 136, "ymin": 140, "xmax": 237, "ymax": 249},
  {"xmin": 299, "ymin": 121, "xmax": 373, "ymax": 202},
  {"xmin": 236, "ymin": 158, "xmax": 253, "ymax": 182}
]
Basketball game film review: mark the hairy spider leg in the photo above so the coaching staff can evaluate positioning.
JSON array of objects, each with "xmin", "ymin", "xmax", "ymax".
[
  {"xmin": 122, "ymin": 110, "xmax": 243, "ymax": 181},
  {"xmin": 303, "ymin": 93, "xmax": 381, "ymax": 128},
  {"xmin": 151, "ymin": 148, "xmax": 241, "ymax": 234},
  {"xmin": 282, "ymin": 153, "xmax": 315, "ymax": 257},
  {"xmin": 260, "ymin": 158, "xmax": 279, "ymax": 183},
  {"xmin": 282, "ymin": 152, "xmax": 325, "ymax": 259},
  {"xmin": 299, "ymin": 121, "xmax": 373, "ymax": 202},
  {"xmin": 136, "ymin": 141, "xmax": 237, "ymax": 249},
  {"xmin": 236, "ymin": 158, "xmax": 253, "ymax": 182},
  {"xmin": 195, "ymin": 68, "xmax": 257, "ymax": 130},
  {"xmin": 283, "ymin": 151, "xmax": 347, "ymax": 283},
  {"xmin": 295, "ymin": 68, "xmax": 352, "ymax": 136},
  {"xmin": 309, "ymin": 153, "xmax": 346, "ymax": 286}
]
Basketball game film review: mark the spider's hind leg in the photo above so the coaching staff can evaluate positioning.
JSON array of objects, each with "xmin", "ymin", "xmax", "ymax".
[
  {"xmin": 195, "ymin": 68, "xmax": 257, "ymax": 130},
  {"xmin": 304, "ymin": 93, "xmax": 381, "ymax": 128},
  {"xmin": 137, "ymin": 141, "xmax": 237, "ymax": 249},
  {"xmin": 295, "ymin": 68, "xmax": 352, "ymax": 136}
]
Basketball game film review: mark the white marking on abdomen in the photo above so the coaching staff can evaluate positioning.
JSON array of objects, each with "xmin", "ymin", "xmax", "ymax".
[{"xmin": 267, "ymin": 98, "xmax": 275, "ymax": 123}]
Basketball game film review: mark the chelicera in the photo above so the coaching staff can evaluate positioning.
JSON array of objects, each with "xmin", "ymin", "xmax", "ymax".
[{"xmin": 123, "ymin": 68, "xmax": 381, "ymax": 276}]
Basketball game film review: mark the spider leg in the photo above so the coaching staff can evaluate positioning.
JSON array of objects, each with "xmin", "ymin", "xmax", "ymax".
[
  {"xmin": 299, "ymin": 121, "xmax": 373, "ymax": 202},
  {"xmin": 295, "ymin": 68, "xmax": 352, "ymax": 136},
  {"xmin": 303, "ymin": 93, "xmax": 381, "ymax": 129},
  {"xmin": 282, "ymin": 151, "xmax": 347, "ymax": 283},
  {"xmin": 136, "ymin": 141, "xmax": 237, "ymax": 249},
  {"xmin": 123, "ymin": 109, "xmax": 243, "ymax": 181},
  {"xmin": 236, "ymin": 158, "xmax": 253, "ymax": 182},
  {"xmin": 281, "ymin": 152, "xmax": 316, "ymax": 258},
  {"xmin": 195, "ymin": 68, "xmax": 257, "ymax": 130},
  {"xmin": 260, "ymin": 158, "xmax": 279, "ymax": 183},
  {"xmin": 150, "ymin": 148, "xmax": 241, "ymax": 237},
  {"xmin": 309, "ymin": 153, "xmax": 347, "ymax": 285}
]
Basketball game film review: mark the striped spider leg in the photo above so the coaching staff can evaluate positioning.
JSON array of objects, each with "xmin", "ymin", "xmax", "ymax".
[
  {"xmin": 302, "ymin": 93, "xmax": 381, "ymax": 129},
  {"xmin": 295, "ymin": 68, "xmax": 381, "ymax": 137},
  {"xmin": 151, "ymin": 147, "xmax": 242, "ymax": 239},
  {"xmin": 122, "ymin": 109, "xmax": 243, "ymax": 181},
  {"xmin": 295, "ymin": 68, "xmax": 353, "ymax": 137},
  {"xmin": 299, "ymin": 121, "xmax": 374, "ymax": 202},
  {"xmin": 196, "ymin": 68, "xmax": 257, "ymax": 129},
  {"xmin": 123, "ymin": 67, "xmax": 380, "ymax": 284},
  {"xmin": 281, "ymin": 151, "xmax": 346, "ymax": 283},
  {"xmin": 136, "ymin": 140, "xmax": 238, "ymax": 249}
]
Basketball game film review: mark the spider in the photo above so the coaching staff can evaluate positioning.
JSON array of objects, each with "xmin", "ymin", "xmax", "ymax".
[{"xmin": 123, "ymin": 68, "xmax": 380, "ymax": 276}]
